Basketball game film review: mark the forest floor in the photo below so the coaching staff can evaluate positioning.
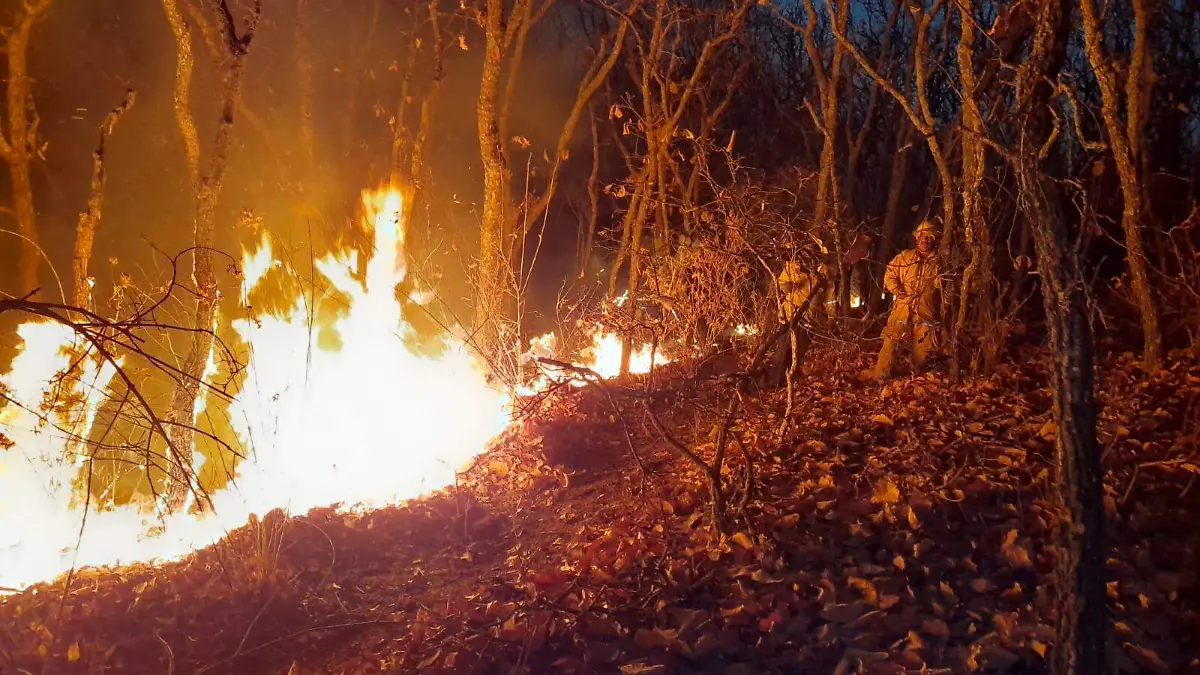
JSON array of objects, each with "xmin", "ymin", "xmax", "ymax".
[{"xmin": 1, "ymin": 344, "xmax": 1198, "ymax": 675}]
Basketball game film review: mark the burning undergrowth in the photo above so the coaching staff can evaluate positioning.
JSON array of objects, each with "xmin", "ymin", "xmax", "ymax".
[
  {"xmin": 0, "ymin": 186, "xmax": 666, "ymax": 594},
  {"xmin": 0, "ymin": 188, "xmax": 512, "ymax": 592},
  {"xmin": 1, "ymin": 347, "xmax": 1197, "ymax": 674}
]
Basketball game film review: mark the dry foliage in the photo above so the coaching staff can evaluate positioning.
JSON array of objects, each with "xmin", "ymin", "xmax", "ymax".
[{"xmin": 3, "ymin": 347, "xmax": 1197, "ymax": 674}]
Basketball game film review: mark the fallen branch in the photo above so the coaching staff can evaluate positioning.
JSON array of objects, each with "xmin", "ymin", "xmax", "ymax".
[
  {"xmin": 536, "ymin": 357, "xmax": 648, "ymax": 479},
  {"xmin": 641, "ymin": 401, "xmax": 726, "ymax": 529},
  {"xmin": 640, "ymin": 276, "xmax": 827, "ymax": 530}
]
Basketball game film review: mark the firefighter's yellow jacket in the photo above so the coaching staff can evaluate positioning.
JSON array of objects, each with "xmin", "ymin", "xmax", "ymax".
[
  {"xmin": 882, "ymin": 248, "xmax": 940, "ymax": 324},
  {"xmin": 778, "ymin": 260, "xmax": 819, "ymax": 320}
]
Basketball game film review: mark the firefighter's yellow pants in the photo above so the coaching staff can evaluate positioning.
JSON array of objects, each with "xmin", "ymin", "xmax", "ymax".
[{"xmin": 873, "ymin": 300, "xmax": 939, "ymax": 377}]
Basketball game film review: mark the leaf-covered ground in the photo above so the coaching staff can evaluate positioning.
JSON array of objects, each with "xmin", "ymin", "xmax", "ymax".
[{"xmin": 2, "ymin": 347, "xmax": 1198, "ymax": 674}]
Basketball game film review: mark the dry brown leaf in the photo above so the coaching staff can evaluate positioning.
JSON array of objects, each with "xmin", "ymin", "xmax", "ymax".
[
  {"xmin": 1000, "ymin": 529, "xmax": 1033, "ymax": 569},
  {"xmin": 634, "ymin": 628, "xmax": 679, "ymax": 650},
  {"xmin": 499, "ymin": 615, "xmax": 530, "ymax": 642},
  {"xmin": 730, "ymin": 532, "xmax": 754, "ymax": 550},
  {"xmin": 821, "ymin": 601, "xmax": 866, "ymax": 624},
  {"xmin": 67, "ymin": 643, "xmax": 81, "ymax": 663},
  {"xmin": 872, "ymin": 414, "xmax": 895, "ymax": 426},
  {"xmin": 1038, "ymin": 419, "xmax": 1057, "ymax": 440},
  {"xmin": 1123, "ymin": 643, "xmax": 1169, "ymax": 674},
  {"xmin": 849, "ymin": 577, "xmax": 879, "ymax": 606},
  {"xmin": 690, "ymin": 631, "xmax": 721, "ymax": 657},
  {"xmin": 872, "ymin": 479, "xmax": 901, "ymax": 504},
  {"xmin": 585, "ymin": 615, "xmax": 621, "ymax": 637},
  {"xmin": 969, "ymin": 578, "xmax": 991, "ymax": 593},
  {"xmin": 906, "ymin": 506, "xmax": 920, "ymax": 530},
  {"xmin": 939, "ymin": 581, "xmax": 958, "ymax": 605},
  {"xmin": 921, "ymin": 618, "xmax": 951, "ymax": 639},
  {"xmin": 619, "ymin": 662, "xmax": 665, "ymax": 675},
  {"xmin": 980, "ymin": 645, "xmax": 1019, "ymax": 670}
]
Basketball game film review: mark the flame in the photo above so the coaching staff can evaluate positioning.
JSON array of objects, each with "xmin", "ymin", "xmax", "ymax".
[
  {"xmin": 520, "ymin": 325, "xmax": 666, "ymax": 386},
  {"xmin": 0, "ymin": 187, "xmax": 508, "ymax": 590},
  {"xmin": 579, "ymin": 329, "xmax": 662, "ymax": 378}
]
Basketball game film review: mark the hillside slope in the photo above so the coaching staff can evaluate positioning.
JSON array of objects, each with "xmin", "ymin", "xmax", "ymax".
[{"xmin": 1, "ymin": 348, "xmax": 1197, "ymax": 674}]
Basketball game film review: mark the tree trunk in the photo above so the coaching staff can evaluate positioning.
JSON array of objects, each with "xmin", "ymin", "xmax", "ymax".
[
  {"xmin": 1012, "ymin": 1, "xmax": 1106, "ymax": 671},
  {"xmin": 579, "ymin": 109, "xmax": 601, "ymax": 279},
  {"xmin": 950, "ymin": 0, "xmax": 994, "ymax": 376},
  {"xmin": 0, "ymin": 0, "xmax": 54, "ymax": 297},
  {"xmin": 163, "ymin": 0, "xmax": 260, "ymax": 512},
  {"xmin": 1019, "ymin": 165, "xmax": 1106, "ymax": 675},
  {"xmin": 475, "ymin": 0, "xmax": 509, "ymax": 362},
  {"xmin": 1079, "ymin": 0, "xmax": 1161, "ymax": 372},
  {"xmin": 805, "ymin": 0, "xmax": 847, "ymax": 233}
]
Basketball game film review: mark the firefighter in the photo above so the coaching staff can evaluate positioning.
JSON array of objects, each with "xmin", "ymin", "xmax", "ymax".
[
  {"xmin": 870, "ymin": 219, "xmax": 941, "ymax": 379},
  {"xmin": 766, "ymin": 259, "xmax": 821, "ymax": 387}
]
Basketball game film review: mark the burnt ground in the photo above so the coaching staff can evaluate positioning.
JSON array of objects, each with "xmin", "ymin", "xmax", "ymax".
[{"xmin": 1, "ymin": 346, "xmax": 1199, "ymax": 675}]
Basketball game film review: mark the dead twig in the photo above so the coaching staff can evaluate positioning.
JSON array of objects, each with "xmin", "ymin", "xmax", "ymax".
[
  {"xmin": 155, "ymin": 633, "xmax": 175, "ymax": 675},
  {"xmin": 197, "ymin": 619, "xmax": 392, "ymax": 673},
  {"xmin": 536, "ymin": 358, "xmax": 649, "ymax": 480}
]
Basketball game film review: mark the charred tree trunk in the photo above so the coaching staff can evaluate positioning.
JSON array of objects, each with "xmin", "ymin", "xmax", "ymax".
[
  {"xmin": 73, "ymin": 91, "xmax": 135, "ymax": 309},
  {"xmin": 0, "ymin": 0, "xmax": 54, "ymax": 297},
  {"xmin": 163, "ymin": 0, "xmax": 261, "ymax": 513},
  {"xmin": 1020, "ymin": 159, "xmax": 1107, "ymax": 675},
  {"xmin": 1012, "ymin": 1, "xmax": 1106, "ymax": 671}
]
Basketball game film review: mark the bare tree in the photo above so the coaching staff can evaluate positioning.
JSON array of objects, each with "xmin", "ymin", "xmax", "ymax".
[
  {"xmin": 0, "ymin": 0, "xmax": 54, "ymax": 296},
  {"xmin": 605, "ymin": 0, "xmax": 754, "ymax": 373},
  {"xmin": 474, "ymin": 0, "xmax": 510, "ymax": 362},
  {"xmin": 0, "ymin": 277, "xmax": 241, "ymax": 514},
  {"xmin": 161, "ymin": 0, "xmax": 263, "ymax": 512},
  {"xmin": 391, "ymin": 0, "xmax": 448, "ymax": 227},
  {"xmin": 949, "ymin": 0, "xmax": 993, "ymax": 375},
  {"xmin": 1079, "ymin": 0, "xmax": 1162, "ymax": 372},
  {"xmin": 474, "ymin": 0, "xmax": 638, "ymax": 370},
  {"xmin": 829, "ymin": 0, "xmax": 957, "ymax": 257},
  {"xmin": 73, "ymin": 91, "xmax": 136, "ymax": 310}
]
